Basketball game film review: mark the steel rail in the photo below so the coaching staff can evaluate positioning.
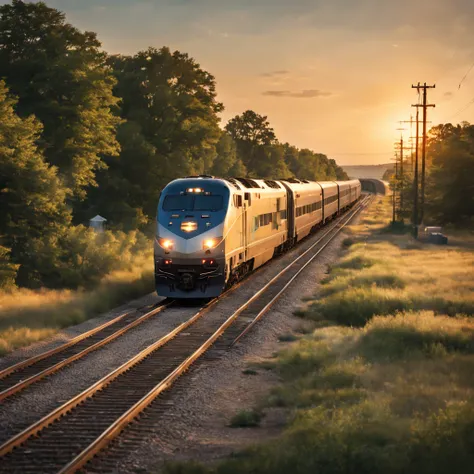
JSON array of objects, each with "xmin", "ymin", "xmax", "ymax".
[
  {"xmin": 0, "ymin": 197, "xmax": 370, "ymax": 473},
  {"xmin": 0, "ymin": 309, "xmax": 138, "ymax": 379},
  {"xmin": 232, "ymin": 195, "xmax": 372, "ymax": 345},
  {"xmin": 0, "ymin": 301, "xmax": 173, "ymax": 401},
  {"xmin": 59, "ymin": 198, "xmax": 371, "ymax": 473},
  {"xmin": 0, "ymin": 295, "xmax": 229, "ymax": 457}
]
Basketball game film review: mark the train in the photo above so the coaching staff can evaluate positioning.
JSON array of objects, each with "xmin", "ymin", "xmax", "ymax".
[{"xmin": 154, "ymin": 176, "xmax": 361, "ymax": 298}]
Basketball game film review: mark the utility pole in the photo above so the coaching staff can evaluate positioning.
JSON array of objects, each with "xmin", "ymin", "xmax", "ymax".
[
  {"xmin": 400, "ymin": 117, "xmax": 416, "ymax": 172},
  {"xmin": 413, "ymin": 106, "xmax": 420, "ymax": 234},
  {"xmin": 412, "ymin": 82, "xmax": 435, "ymax": 227},
  {"xmin": 395, "ymin": 127, "xmax": 406, "ymax": 221},
  {"xmin": 392, "ymin": 151, "xmax": 398, "ymax": 223},
  {"xmin": 400, "ymin": 137, "xmax": 404, "ymax": 216}
]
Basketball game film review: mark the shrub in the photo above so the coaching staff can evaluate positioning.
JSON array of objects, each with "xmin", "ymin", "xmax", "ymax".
[
  {"xmin": 230, "ymin": 409, "xmax": 263, "ymax": 428},
  {"xmin": 359, "ymin": 311, "xmax": 474, "ymax": 361}
]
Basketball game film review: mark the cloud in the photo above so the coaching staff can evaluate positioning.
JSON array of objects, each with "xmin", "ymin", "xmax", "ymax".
[
  {"xmin": 260, "ymin": 70, "xmax": 290, "ymax": 77},
  {"xmin": 263, "ymin": 89, "xmax": 332, "ymax": 98}
]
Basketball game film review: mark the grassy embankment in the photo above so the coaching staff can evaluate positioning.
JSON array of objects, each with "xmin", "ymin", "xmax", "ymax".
[
  {"xmin": 164, "ymin": 196, "xmax": 474, "ymax": 474},
  {"xmin": 0, "ymin": 252, "xmax": 154, "ymax": 356}
]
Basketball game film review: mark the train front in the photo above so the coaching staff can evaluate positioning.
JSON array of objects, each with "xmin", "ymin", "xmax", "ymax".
[{"xmin": 154, "ymin": 178, "xmax": 229, "ymax": 298}]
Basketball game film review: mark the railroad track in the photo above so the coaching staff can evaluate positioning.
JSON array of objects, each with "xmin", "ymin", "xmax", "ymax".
[
  {"xmin": 0, "ymin": 301, "xmax": 173, "ymax": 401},
  {"xmin": 0, "ymin": 195, "xmax": 371, "ymax": 474}
]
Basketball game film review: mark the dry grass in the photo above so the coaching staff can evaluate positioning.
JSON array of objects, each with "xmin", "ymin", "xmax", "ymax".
[
  {"xmin": 0, "ymin": 254, "xmax": 154, "ymax": 356},
  {"xmin": 162, "ymin": 196, "xmax": 474, "ymax": 474}
]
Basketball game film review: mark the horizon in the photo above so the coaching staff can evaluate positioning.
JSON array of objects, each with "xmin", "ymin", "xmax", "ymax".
[{"xmin": 4, "ymin": 0, "xmax": 474, "ymax": 166}]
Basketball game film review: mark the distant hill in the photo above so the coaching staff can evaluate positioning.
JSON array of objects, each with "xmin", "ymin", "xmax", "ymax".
[{"xmin": 341, "ymin": 163, "xmax": 393, "ymax": 180}]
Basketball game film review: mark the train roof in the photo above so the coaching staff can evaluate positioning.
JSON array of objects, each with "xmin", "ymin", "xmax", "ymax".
[{"xmin": 165, "ymin": 176, "xmax": 360, "ymax": 194}]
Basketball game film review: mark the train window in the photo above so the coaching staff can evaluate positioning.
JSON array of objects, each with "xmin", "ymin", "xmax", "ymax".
[
  {"xmin": 194, "ymin": 195, "xmax": 223, "ymax": 211},
  {"xmin": 233, "ymin": 195, "xmax": 243, "ymax": 207},
  {"xmin": 280, "ymin": 210, "xmax": 287, "ymax": 220},
  {"xmin": 236, "ymin": 177, "xmax": 260, "ymax": 189},
  {"xmin": 163, "ymin": 194, "xmax": 224, "ymax": 211},
  {"xmin": 253, "ymin": 216, "xmax": 259, "ymax": 231},
  {"xmin": 264, "ymin": 180, "xmax": 281, "ymax": 189},
  {"xmin": 163, "ymin": 195, "xmax": 194, "ymax": 210}
]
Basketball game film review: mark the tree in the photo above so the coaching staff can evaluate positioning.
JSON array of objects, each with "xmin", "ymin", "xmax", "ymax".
[
  {"xmin": 210, "ymin": 132, "xmax": 247, "ymax": 177},
  {"xmin": 84, "ymin": 47, "xmax": 223, "ymax": 228},
  {"xmin": 225, "ymin": 110, "xmax": 277, "ymax": 176},
  {"xmin": 225, "ymin": 110, "xmax": 276, "ymax": 146},
  {"xmin": 0, "ymin": 80, "xmax": 71, "ymax": 285},
  {"xmin": 425, "ymin": 122, "xmax": 474, "ymax": 225},
  {"xmin": 0, "ymin": 0, "xmax": 120, "ymax": 199}
]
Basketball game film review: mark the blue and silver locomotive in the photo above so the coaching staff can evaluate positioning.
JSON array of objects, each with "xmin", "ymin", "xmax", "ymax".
[{"xmin": 155, "ymin": 175, "xmax": 361, "ymax": 298}]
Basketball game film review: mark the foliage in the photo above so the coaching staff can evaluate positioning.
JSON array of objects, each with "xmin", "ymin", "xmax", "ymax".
[
  {"xmin": 382, "ymin": 166, "xmax": 395, "ymax": 181},
  {"xmin": 229, "ymin": 409, "xmax": 263, "ymax": 427},
  {"xmin": 0, "ymin": 0, "xmax": 121, "ymax": 199},
  {"xmin": 24, "ymin": 227, "xmax": 150, "ymax": 289},
  {"xmin": 225, "ymin": 111, "xmax": 348, "ymax": 180},
  {"xmin": 81, "ymin": 47, "xmax": 224, "ymax": 227},
  {"xmin": 0, "ymin": 245, "xmax": 18, "ymax": 290},
  {"xmin": 426, "ymin": 122, "xmax": 474, "ymax": 225},
  {"xmin": 0, "ymin": 80, "xmax": 71, "ymax": 285}
]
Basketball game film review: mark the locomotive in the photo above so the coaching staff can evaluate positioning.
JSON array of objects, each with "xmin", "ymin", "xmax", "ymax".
[{"xmin": 154, "ymin": 176, "xmax": 361, "ymax": 298}]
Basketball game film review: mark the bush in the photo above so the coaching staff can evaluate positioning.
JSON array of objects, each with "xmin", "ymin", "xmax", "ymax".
[
  {"xmin": 230, "ymin": 409, "xmax": 263, "ymax": 428},
  {"xmin": 23, "ymin": 226, "xmax": 151, "ymax": 289},
  {"xmin": 305, "ymin": 287, "xmax": 411, "ymax": 327},
  {"xmin": 359, "ymin": 312, "xmax": 474, "ymax": 361}
]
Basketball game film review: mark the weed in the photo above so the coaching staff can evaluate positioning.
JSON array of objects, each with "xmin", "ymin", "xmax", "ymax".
[
  {"xmin": 230, "ymin": 409, "xmax": 263, "ymax": 428},
  {"xmin": 242, "ymin": 369, "xmax": 258, "ymax": 376}
]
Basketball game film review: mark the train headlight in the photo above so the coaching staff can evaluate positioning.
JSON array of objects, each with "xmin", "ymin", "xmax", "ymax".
[
  {"xmin": 202, "ymin": 237, "xmax": 223, "ymax": 250},
  {"xmin": 158, "ymin": 238, "xmax": 174, "ymax": 250},
  {"xmin": 181, "ymin": 221, "xmax": 198, "ymax": 232}
]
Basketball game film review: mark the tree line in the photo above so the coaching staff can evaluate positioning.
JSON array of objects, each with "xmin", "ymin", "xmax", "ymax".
[
  {"xmin": 386, "ymin": 122, "xmax": 474, "ymax": 226},
  {"xmin": 0, "ymin": 1, "xmax": 347, "ymax": 290}
]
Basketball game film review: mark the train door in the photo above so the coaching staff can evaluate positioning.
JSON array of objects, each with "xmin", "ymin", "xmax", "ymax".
[
  {"xmin": 242, "ymin": 203, "xmax": 247, "ymax": 259},
  {"xmin": 279, "ymin": 182, "xmax": 295, "ymax": 244}
]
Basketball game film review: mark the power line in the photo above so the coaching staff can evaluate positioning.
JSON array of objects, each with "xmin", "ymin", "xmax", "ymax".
[
  {"xmin": 330, "ymin": 152, "xmax": 394, "ymax": 156},
  {"xmin": 446, "ymin": 95, "xmax": 474, "ymax": 121},
  {"xmin": 458, "ymin": 60, "xmax": 474, "ymax": 89}
]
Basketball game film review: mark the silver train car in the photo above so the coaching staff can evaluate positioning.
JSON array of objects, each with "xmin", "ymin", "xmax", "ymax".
[{"xmin": 154, "ymin": 176, "xmax": 361, "ymax": 298}]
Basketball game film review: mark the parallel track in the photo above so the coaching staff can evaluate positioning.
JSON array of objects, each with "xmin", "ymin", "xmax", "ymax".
[
  {"xmin": 0, "ymin": 196, "xmax": 371, "ymax": 474},
  {"xmin": 0, "ymin": 301, "xmax": 172, "ymax": 401}
]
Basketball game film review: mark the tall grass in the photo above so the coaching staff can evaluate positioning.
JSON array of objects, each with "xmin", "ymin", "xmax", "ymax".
[
  {"xmin": 0, "ymin": 253, "xmax": 154, "ymax": 356},
  {"xmin": 160, "ymin": 196, "xmax": 474, "ymax": 474}
]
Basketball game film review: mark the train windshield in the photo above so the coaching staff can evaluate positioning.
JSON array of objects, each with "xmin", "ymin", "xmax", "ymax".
[{"xmin": 163, "ymin": 194, "xmax": 224, "ymax": 211}]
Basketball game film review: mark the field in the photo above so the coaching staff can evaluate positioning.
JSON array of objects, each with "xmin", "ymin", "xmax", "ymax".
[
  {"xmin": 0, "ymin": 253, "xmax": 154, "ymax": 356},
  {"xmin": 164, "ymin": 196, "xmax": 474, "ymax": 474}
]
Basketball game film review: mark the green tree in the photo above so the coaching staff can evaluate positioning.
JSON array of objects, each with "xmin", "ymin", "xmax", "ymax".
[
  {"xmin": 0, "ymin": 0, "xmax": 120, "ymax": 199},
  {"xmin": 426, "ymin": 122, "xmax": 474, "ymax": 225},
  {"xmin": 210, "ymin": 132, "xmax": 247, "ymax": 177},
  {"xmin": 86, "ymin": 47, "xmax": 223, "ymax": 228},
  {"xmin": 0, "ymin": 80, "xmax": 71, "ymax": 286},
  {"xmin": 225, "ymin": 110, "xmax": 292, "ymax": 178}
]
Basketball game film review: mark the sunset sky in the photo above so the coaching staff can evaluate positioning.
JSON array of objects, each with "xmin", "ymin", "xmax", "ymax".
[{"xmin": 29, "ymin": 1, "xmax": 474, "ymax": 165}]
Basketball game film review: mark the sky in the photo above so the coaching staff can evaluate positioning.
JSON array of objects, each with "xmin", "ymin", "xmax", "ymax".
[{"xmin": 23, "ymin": 1, "xmax": 474, "ymax": 165}]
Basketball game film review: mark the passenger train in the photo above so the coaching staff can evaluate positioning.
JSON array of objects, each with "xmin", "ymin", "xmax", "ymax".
[{"xmin": 155, "ymin": 176, "xmax": 361, "ymax": 298}]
